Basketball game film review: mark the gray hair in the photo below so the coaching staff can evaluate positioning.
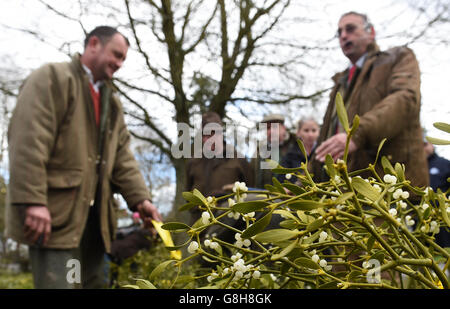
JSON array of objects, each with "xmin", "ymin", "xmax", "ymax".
[
  {"xmin": 340, "ymin": 11, "xmax": 373, "ymax": 32},
  {"xmin": 296, "ymin": 117, "xmax": 319, "ymax": 131}
]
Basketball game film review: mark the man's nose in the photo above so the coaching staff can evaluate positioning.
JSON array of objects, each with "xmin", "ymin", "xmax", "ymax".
[
  {"xmin": 339, "ymin": 31, "xmax": 348, "ymax": 41},
  {"xmin": 115, "ymin": 58, "xmax": 125, "ymax": 69}
]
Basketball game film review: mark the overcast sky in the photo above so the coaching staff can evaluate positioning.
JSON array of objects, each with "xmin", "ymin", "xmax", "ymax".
[
  {"xmin": 1, "ymin": 0, "xmax": 449, "ymax": 213},
  {"xmin": 3, "ymin": 0, "xmax": 448, "ymax": 147}
]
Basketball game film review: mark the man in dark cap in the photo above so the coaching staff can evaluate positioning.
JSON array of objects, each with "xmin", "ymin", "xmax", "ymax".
[
  {"xmin": 252, "ymin": 113, "xmax": 297, "ymax": 189},
  {"xmin": 185, "ymin": 111, "xmax": 253, "ymax": 224}
]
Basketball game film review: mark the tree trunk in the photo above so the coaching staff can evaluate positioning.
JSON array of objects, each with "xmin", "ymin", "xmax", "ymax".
[
  {"xmin": 165, "ymin": 157, "xmax": 193, "ymax": 248},
  {"xmin": 166, "ymin": 158, "xmax": 188, "ymax": 222}
]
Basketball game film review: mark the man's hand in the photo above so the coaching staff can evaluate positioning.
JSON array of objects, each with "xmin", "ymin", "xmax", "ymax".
[
  {"xmin": 222, "ymin": 183, "xmax": 234, "ymax": 191},
  {"xmin": 136, "ymin": 200, "xmax": 163, "ymax": 230},
  {"xmin": 24, "ymin": 206, "xmax": 52, "ymax": 246},
  {"xmin": 315, "ymin": 133, "xmax": 358, "ymax": 162}
]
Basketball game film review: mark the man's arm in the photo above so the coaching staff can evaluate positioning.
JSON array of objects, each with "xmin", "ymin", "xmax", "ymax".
[
  {"xmin": 352, "ymin": 47, "xmax": 421, "ymax": 149},
  {"xmin": 110, "ymin": 101, "xmax": 162, "ymax": 222},
  {"xmin": 8, "ymin": 64, "xmax": 70, "ymax": 245}
]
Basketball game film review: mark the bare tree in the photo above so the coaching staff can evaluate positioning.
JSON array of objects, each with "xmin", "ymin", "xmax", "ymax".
[
  {"xmin": 376, "ymin": 0, "xmax": 450, "ymax": 45},
  {"xmin": 0, "ymin": 0, "xmax": 331, "ymax": 221},
  {"xmin": 0, "ymin": 56, "xmax": 23, "ymax": 165},
  {"xmin": 120, "ymin": 0, "xmax": 332, "ymax": 220}
]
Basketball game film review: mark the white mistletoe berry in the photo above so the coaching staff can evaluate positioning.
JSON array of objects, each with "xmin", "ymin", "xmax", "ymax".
[
  {"xmin": 389, "ymin": 208, "xmax": 398, "ymax": 217},
  {"xmin": 252, "ymin": 270, "xmax": 261, "ymax": 279},
  {"xmin": 187, "ymin": 241, "xmax": 199, "ymax": 254},
  {"xmin": 201, "ymin": 211, "xmax": 211, "ymax": 225},
  {"xmin": 383, "ymin": 174, "xmax": 397, "ymax": 184},
  {"xmin": 312, "ymin": 254, "xmax": 320, "ymax": 263},
  {"xmin": 319, "ymin": 259, "xmax": 328, "ymax": 268}
]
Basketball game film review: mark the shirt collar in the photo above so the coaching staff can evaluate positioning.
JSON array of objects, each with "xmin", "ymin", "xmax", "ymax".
[
  {"xmin": 81, "ymin": 64, "xmax": 103, "ymax": 92},
  {"xmin": 350, "ymin": 53, "xmax": 368, "ymax": 69}
]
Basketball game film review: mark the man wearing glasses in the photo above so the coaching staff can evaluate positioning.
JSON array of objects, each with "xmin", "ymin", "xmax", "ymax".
[{"xmin": 312, "ymin": 11, "xmax": 428, "ymax": 189}]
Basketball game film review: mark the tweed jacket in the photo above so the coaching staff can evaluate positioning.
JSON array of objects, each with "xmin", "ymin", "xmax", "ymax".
[
  {"xmin": 5, "ymin": 54, "xmax": 151, "ymax": 252},
  {"xmin": 312, "ymin": 43, "xmax": 428, "ymax": 188}
]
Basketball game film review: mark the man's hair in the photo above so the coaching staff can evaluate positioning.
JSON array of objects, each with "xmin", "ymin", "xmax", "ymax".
[
  {"xmin": 84, "ymin": 26, "xmax": 130, "ymax": 48},
  {"xmin": 340, "ymin": 11, "xmax": 373, "ymax": 32}
]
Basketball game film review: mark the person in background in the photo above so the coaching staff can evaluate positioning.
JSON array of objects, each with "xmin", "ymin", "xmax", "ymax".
[
  {"xmin": 108, "ymin": 211, "xmax": 155, "ymax": 287},
  {"xmin": 311, "ymin": 11, "xmax": 428, "ymax": 190},
  {"xmin": 185, "ymin": 111, "xmax": 253, "ymax": 225},
  {"xmin": 252, "ymin": 113, "xmax": 297, "ymax": 188},
  {"xmin": 5, "ymin": 26, "xmax": 162, "ymax": 289},
  {"xmin": 132, "ymin": 212, "xmax": 142, "ymax": 226},
  {"xmin": 278, "ymin": 118, "xmax": 320, "ymax": 183},
  {"xmin": 296, "ymin": 118, "xmax": 320, "ymax": 155},
  {"xmin": 424, "ymin": 138, "xmax": 450, "ymax": 248}
]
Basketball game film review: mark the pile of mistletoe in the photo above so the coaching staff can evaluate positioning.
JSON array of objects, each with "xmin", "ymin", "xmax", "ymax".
[{"xmin": 127, "ymin": 95, "xmax": 450, "ymax": 289}]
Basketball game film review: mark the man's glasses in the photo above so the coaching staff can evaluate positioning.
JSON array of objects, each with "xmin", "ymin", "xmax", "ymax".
[
  {"xmin": 336, "ymin": 24, "xmax": 358, "ymax": 38},
  {"xmin": 336, "ymin": 23, "xmax": 371, "ymax": 38}
]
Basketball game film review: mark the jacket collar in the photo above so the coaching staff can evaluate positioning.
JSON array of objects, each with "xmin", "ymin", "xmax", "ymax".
[
  {"xmin": 81, "ymin": 63, "xmax": 103, "ymax": 92},
  {"xmin": 332, "ymin": 41, "xmax": 381, "ymax": 84}
]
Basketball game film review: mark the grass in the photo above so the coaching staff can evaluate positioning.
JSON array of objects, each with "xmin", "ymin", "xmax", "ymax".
[
  {"xmin": 0, "ymin": 269, "xmax": 34, "ymax": 289},
  {"xmin": 110, "ymin": 239, "xmax": 204, "ymax": 289}
]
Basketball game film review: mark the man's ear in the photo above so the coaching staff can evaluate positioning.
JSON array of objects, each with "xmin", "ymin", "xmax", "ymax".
[
  {"xmin": 369, "ymin": 26, "xmax": 376, "ymax": 40},
  {"xmin": 86, "ymin": 36, "xmax": 101, "ymax": 50}
]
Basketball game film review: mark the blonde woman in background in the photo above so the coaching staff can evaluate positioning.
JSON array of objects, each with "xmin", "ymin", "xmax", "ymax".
[{"xmin": 277, "ymin": 117, "xmax": 320, "ymax": 183}]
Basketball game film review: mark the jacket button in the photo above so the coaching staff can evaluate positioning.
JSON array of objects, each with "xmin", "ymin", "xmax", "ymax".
[{"xmin": 90, "ymin": 199, "xmax": 95, "ymax": 206}]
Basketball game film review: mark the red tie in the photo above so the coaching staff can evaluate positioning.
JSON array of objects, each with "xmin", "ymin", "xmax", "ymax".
[
  {"xmin": 347, "ymin": 65, "xmax": 356, "ymax": 84},
  {"xmin": 88, "ymin": 83, "xmax": 100, "ymax": 127}
]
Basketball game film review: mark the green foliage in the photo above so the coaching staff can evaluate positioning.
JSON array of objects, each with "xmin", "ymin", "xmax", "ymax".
[
  {"xmin": 427, "ymin": 122, "xmax": 450, "ymax": 145},
  {"xmin": 112, "ymin": 239, "xmax": 204, "ymax": 289},
  {"xmin": 131, "ymin": 160, "xmax": 450, "ymax": 289},
  {"xmin": 0, "ymin": 269, "xmax": 33, "ymax": 289},
  {"xmin": 127, "ymin": 101, "xmax": 450, "ymax": 289}
]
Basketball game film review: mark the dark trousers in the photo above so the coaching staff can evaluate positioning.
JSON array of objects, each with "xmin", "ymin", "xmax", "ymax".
[{"xmin": 29, "ymin": 207, "xmax": 107, "ymax": 289}]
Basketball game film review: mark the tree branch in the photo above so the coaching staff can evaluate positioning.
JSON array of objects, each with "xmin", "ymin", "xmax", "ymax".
[
  {"xmin": 129, "ymin": 130, "xmax": 172, "ymax": 157},
  {"xmin": 114, "ymin": 77, "xmax": 174, "ymax": 103},
  {"xmin": 229, "ymin": 86, "xmax": 331, "ymax": 105},
  {"xmin": 183, "ymin": 2, "xmax": 218, "ymax": 55},
  {"xmin": 124, "ymin": 0, "xmax": 171, "ymax": 84},
  {"xmin": 38, "ymin": 0, "xmax": 87, "ymax": 35},
  {"xmin": 114, "ymin": 82, "xmax": 173, "ymax": 148}
]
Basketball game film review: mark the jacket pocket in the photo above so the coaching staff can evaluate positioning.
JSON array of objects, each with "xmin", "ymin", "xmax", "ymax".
[{"xmin": 47, "ymin": 169, "xmax": 83, "ymax": 228}]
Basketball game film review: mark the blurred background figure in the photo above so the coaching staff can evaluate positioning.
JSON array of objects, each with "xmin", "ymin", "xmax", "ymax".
[
  {"xmin": 185, "ymin": 111, "xmax": 253, "ymax": 225},
  {"xmin": 131, "ymin": 212, "xmax": 141, "ymax": 226},
  {"xmin": 296, "ymin": 118, "xmax": 320, "ymax": 155},
  {"xmin": 252, "ymin": 113, "xmax": 297, "ymax": 189},
  {"xmin": 108, "ymin": 210, "xmax": 155, "ymax": 288},
  {"xmin": 423, "ymin": 138, "xmax": 450, "ymax": 248},
  {"xmin": 277, "ymin": 118, "xmax": 320, "ymax": 183}
]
